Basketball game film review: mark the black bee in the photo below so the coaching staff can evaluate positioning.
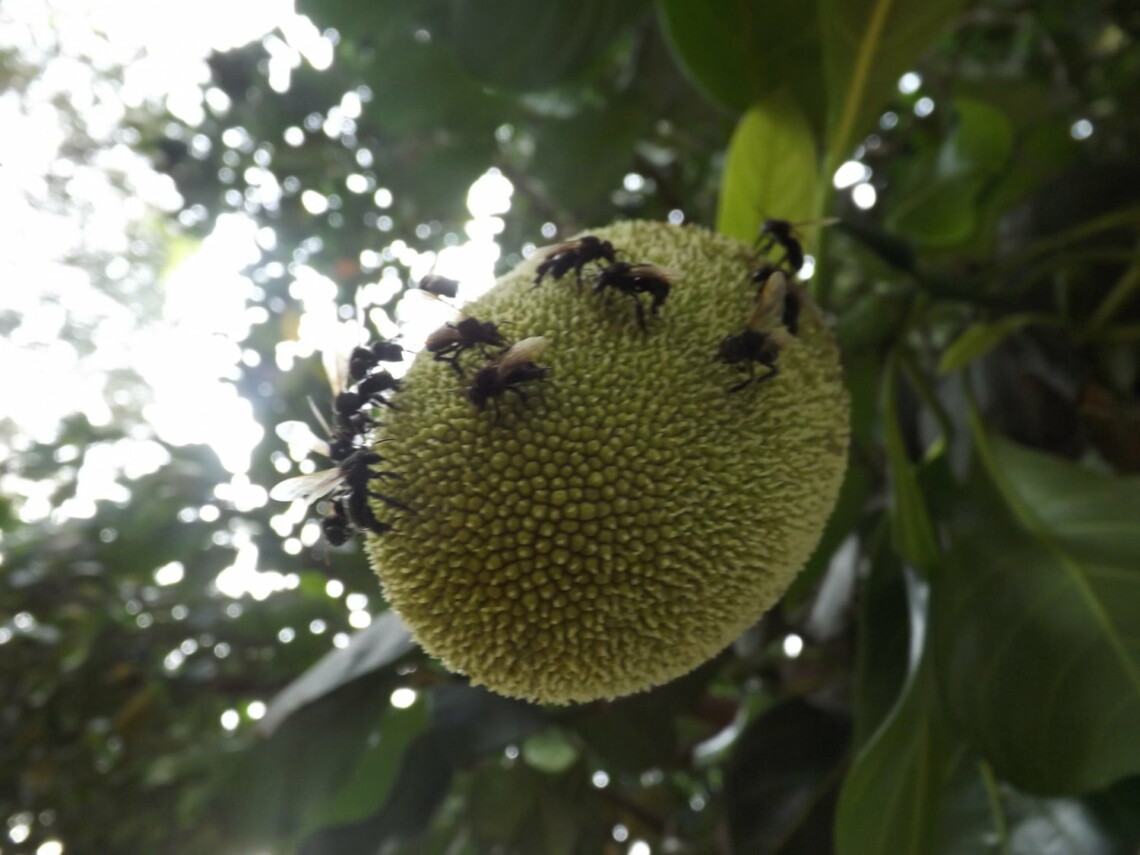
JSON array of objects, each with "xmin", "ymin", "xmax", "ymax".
[
  {"xmin": 756, "ymin": 219, "xmax": 805, "ymax": 273},
  {"xmin": 334, "ymin": 370, "xmax": 401, "ymax": 430},
  {"xmin": 425, "ymin": 316, "xmax": 509, "ymax": 375},
  {"xmin": 417, "ymin": 274, "xmax": 460, "ymax": 299},
  {"xmin": 591, "ymin": 262, "xmax": 673, "ymax": 329},
  {"xmin": 716, "ymin": 270, "xmax": 796, "ymax": 392},
  {"xmin": 466, "ymin": 337, "xmax": 551, "ymax": 414},
  {"xmin": 534, "ymin": 235, "xmax": 618, "ymax": 286},
  {"xmin": 321, "ymin": 499, "xmax": 354, "ymax": 546},
  {"xmin": 271, "ymin": 448, "xmax": 405, "ymax": 543},
  {"xmin": 349, "ymin": 338, "xmax": 404, "ymax": 382},
  {"xmin": 327, "ymin": 429, "xmax": 358, "ymax": 465}
]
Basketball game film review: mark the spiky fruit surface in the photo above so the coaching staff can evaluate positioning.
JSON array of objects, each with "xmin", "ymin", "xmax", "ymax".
[{"xmin": 366, "ymin": 221, "xmax": 849, "ymax": 704}]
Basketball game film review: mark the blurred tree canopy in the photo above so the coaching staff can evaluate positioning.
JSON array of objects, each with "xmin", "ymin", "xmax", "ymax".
[{"xmin": 3, "ymin": 0, "xmax": 1140, "ymax": 853}]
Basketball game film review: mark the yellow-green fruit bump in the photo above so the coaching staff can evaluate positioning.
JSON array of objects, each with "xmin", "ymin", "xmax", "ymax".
[{"xmin": 366, "ymin": 220, "xmax": 849, "ymax": 704}]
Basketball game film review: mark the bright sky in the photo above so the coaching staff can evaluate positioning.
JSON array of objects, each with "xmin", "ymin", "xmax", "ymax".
[{"xmin": 0, "ymin": 0, "xmax": 512, "ymax": 599}]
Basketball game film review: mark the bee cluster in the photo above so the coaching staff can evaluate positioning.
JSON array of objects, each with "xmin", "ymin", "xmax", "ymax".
[
  {"xmin": 270, "ymin": 336, "xmax": 410, "ymax": 546},
  {"xmin": 271, "ymin": 221, "xmax": 818, "ymax": 548},
  {"xmin": 534, "ymin": 236, "xmax": 673, "ymax": 330},
  {"xmin": 423, "ymin": 314, "xmax": 551, "ymax": 415},
  {"xmin": 715, "ymin": 218, "xmax": 817, "ymax": 392}
]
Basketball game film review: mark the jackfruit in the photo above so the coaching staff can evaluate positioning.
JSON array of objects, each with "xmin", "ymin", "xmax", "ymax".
[{"xmin": 365, "ymin": 220, "xmax": 849, "ymax": 704}]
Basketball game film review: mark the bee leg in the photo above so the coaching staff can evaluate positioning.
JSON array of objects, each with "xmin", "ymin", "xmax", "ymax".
[
  {"xmin": 728, "ymin": 366, "xmax": 755, "ymax": 394},
  {"xmin": 631, "ymin": 294, "xmax": 648, "ymax": 331},
  {"xmin": 363, "ymin": 516, "xmax": 394, "ymax": 535},
  {"xmin": 368, "ymin": 470, "xmax": 403, "ymax": 482},
  {"xmin": 754, "ymin": 362, "xmax": 780, "ymax": 385},
  {"xmin": 369, "ymin": 490, "xmax": 411, "ymax": 511}
]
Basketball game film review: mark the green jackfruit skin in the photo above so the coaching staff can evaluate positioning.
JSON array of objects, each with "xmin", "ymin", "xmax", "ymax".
[{"xmin": 365, "ymin": 221, "xmax": 849, "ymax": 704}]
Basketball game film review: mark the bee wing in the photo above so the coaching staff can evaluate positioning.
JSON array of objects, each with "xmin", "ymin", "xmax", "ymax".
[
  {"xmin": 747, "ymin": 270, "xmax": 789, "ymax": 333},
  {"xmin": 497, "ymin": 336, "xmax": 548, "ymax": 374},
  {"xmin": 269, "ymin": 467, "xmax": 345, "ymax": 504},
  {"xmin": 424, "ymin": 322, "xmax": 459, "ymax": 351},
  {"xmin": 533, "ymin": 239, "xmax": 580, "ymax": 260},
  {"xmin": 320, "ymin": 320, "xmax": 365, "ymax": 395},
  {"xmin": 632, "ymin": 263, "xmax": 678, "ymax": 282},
  {"xmin": 275, "ymin": 420, "xmax": 331, "ymax": 458}
]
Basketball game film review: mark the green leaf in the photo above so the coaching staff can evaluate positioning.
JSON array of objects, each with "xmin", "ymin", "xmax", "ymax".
[
  {"xmin": 259, "ymin": 610, "xmax": 415, "ymax": 735},
  {"xmin": 887, "ymin": 176, "xmax": 982, "ymax": 248},
  {"xmin": 567, "ymin": 658, "xmax": 717, "ymax": 773},
  {"xmin": 882, "ymin": 360, "xmax": 940, "ymax": 570},
  {"xmin": 836, "ymin": 576, "xmax": 959, "ymax": 855},
  {"xmin": 939, "ymin": 314, "xmax": 1062, "ymax": 374},
  {"xmin": 933, "ymin": 753, "xmax": 1134, "ymax": 855},
  {"xmin": 725, "ymin": 698, "xmax": 851, "ymax": 854},
  {"xmin": 298, "ymin": 685, "xmax": 546, "ymax": 854},
  {"xmin": 938, "ymin": 99, "xmax": 1014, "ymax": 177},
  {"xmin": 820, "ymin": 0, "xmax": 969, "ymax": 173},
  {"xmin": 214, "ymin": 675, "xmax": 400, "ymax": 846},
  {"xmin": 446, "ymin": 0, "xmax": 650, "ymax": 92},
  {"xmin": 301, "ymin": 702, "xmax": 427, "ymax": 833},
  {"xmin": 716, "ymin": 90, "xmax": 821, "ymax": 243},
  {"xmin": 522, "ymin": 728, "xmax": 581, "ymax": 774},
  {"xmin": 852, "ymin": 530, "xmax": 909, "ymax": 748},
  {"xmin": 887, "ymin": 98, "xmax": 1016, "ymax": 248},
  {"xmin": 655, "ymin": 0, "xmax": 825, "ymax": 120},
  {"xmin": 932, "ymin": 433, "xmax": 1140, "ymax": 794}
]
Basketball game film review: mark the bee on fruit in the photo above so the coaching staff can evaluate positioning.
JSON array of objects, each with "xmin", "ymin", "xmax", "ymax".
[
  {"xmin": 465, "ymin": 336, "xmax": 551, "ymax": 415},
  {"xmin": 533, "ymin": 235, "xmax": 618, "ymax": 287},
  {"xmin": 425, "ymin": 316, "xmax": 510, "ymax": 376},
  {"xmin": 716, "ymin": 270, "xmax": 797, "ymax": 392},
  {"xmin": 591, "ymin": 262, "xmax": 673, "ymax": 329}
]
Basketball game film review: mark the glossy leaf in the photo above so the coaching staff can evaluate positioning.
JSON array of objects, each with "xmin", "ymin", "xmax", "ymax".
[
  {"xmin": 656, "ymin": 0, "xmax": 825, "ymax": 121},
  {"xmin": 301, "ymin": 702, "xmax": 427, "ymax": 834},
  {"xmin": 214, "ymin": 676, "xmax": 399, "ymax": 846},
  {"xmin": 717, "ymin": 90, "xmax": 821, "ymax": 243},
  {"xmin": 882, "ymin": 360, "xmax": 940, "ymax": 570},
  {"xmin": 297, "ymin": 732, "xmax": 455, "ymax": 855},
  {"xmin": 725, "ymin": 698, "xmax": 851, "ymax": 854},
  {"xmin": 836, "ymin": 576, "xmax": 958, "ymax": 855},
  {"xmin": 932, "ymin": 434, "xmax": 1140, "ymax": 794},
  {"xmin": 888, "ymin": 177, "xmax": 981, "ymax": 248},
  {"xmin": 820, "ymin": 0, "xmax": 969, "ymax": 172},
  {"xmin": 934, "ymin": 753, "xmax": 1132, "ymax": 855},
  {"xmin": 299, "ymin": 684, "xmax": 547, "ymax": 854},
  {"xmin": 259, "ymin": 610, "xmax": 415, "ymax": 735},
  {"xmin": 887, "ymin": 98, "xmax": 1015, "ymax": 247},
  {"xmin": 852, "ymin": 531, "xmax": 909, "ymax": 748}
]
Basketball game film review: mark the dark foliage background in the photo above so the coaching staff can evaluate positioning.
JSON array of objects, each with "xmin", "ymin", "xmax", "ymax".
[{"xmin": 3, "ymin": 0, "xmax": 1140, "ymax": 853}]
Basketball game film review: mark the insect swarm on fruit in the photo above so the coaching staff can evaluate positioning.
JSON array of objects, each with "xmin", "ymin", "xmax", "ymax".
[{"xmin": 359, "ymin": 221, "xmax": 849, "ymax": 704}]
